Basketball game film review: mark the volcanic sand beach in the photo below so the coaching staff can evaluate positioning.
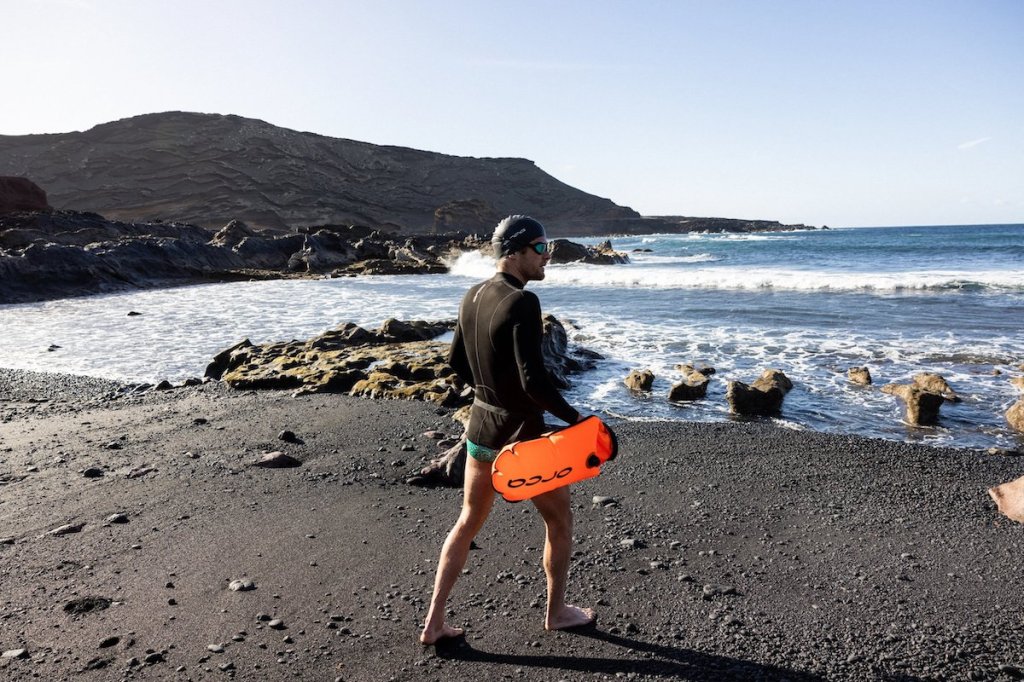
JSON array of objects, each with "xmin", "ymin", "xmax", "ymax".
[{"xmin": 1, "ymin": 368, "xmax": 1023, "ymax": 681}]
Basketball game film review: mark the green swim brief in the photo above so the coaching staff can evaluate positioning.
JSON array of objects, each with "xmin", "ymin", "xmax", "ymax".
[{"xmin": 466, "ymin": 439, "xmax": 499, "ymax": 463}]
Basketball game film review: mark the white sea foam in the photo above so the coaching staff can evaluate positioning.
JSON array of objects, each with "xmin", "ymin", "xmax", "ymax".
[
  {"xmin": 446, "ymin": 250, "xmax": 495, "ymax": 280},
  {"xmin": 538, "ymin": 264, "xmax": 1024, "ymax": 292}
]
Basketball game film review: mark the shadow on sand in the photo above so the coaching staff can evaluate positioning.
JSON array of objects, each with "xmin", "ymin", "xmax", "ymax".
[{"xmin": 434, "ymin": 627, "xmax": 928, "ymax": 681}]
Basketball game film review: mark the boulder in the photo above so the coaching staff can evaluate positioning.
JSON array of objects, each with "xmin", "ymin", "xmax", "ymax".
[
  {"xmin": 726, "ymin": 369, "xmax": 792, "ymax": 416},
  {"xmin": 848, "ymin": 367, "xmax": 872, "ymax": 386},
  {"xmin": 1011, "ymin": 376, "xmax": 1024, "ymax": 392},
  {"xmin": 912, "ymin": 372, "xmax": 960, "ymax": 402},
  {"xmin": 0, "ymin": 176, "xmax": 49, "ymax": 214},
  {"xmin": 624, "ymin": 369, "xmax": 655, "ymax": 392},
  {"xmin": 549, "ymin": 239, "xmax": 630, "ymax": 265},
  {"xmin": 881, "ymin": 384, "xmax": 944, "ymax": 425},
  {"xmin": 378, "ymin": 318, "xmax": 450, "ymax": 342},
  {"xmin": 1007, "ymin": 399, "xmax": 1024, "ymax": 433},
  {"xmin": 989, "ymin": 475, "xmax": 1024, "ymax": 523},
  {"xmin": 669, "ymin": 371, "xmax": 710, "ymax": 401}
]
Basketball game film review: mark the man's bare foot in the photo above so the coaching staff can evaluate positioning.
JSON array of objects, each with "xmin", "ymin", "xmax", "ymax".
[
  {"xmin": 419, "ymin": 623, "xmax": 464, "ymax": 645},
  {"xmin": 545, "ymin": 604, "xmax": 596, "ymax": 631}
]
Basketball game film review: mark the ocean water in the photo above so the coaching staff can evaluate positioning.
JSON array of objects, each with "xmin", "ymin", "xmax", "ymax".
[{"xmin": 2, "ymin": 224, "xmax": 1022, "ymax": 451}]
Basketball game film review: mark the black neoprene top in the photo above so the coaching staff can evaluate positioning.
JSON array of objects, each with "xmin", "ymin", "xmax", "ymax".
[{"xmin": 448, "ymin": 272, "xmax": 580, "ymax": 449}]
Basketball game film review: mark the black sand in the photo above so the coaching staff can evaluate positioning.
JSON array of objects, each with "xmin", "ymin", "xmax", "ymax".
[{"xmin": 1, "ymin": 369, "xmax": 1022, "ymax": 681}]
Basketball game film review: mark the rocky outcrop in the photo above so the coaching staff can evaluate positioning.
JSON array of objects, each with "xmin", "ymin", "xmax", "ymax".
[
  {"xmin": 848, "ymin": 367, "xmax": 872, "ymax": 386},
  {"xmin": 0, "ymin": 209, "xmax": 627, "ymax": 303},
  {"xmin": 206, "ymin": 316, "xmax": 596, "ymax": 490},
  {"xmin": 1012, "ymin": 376, "xmax": 1024, "ymax": 392},
  {"xmin": 208, "ymin": 316, "xmax": 591, "ymax": 406},
  {"xmin": 207, "ymin": 320, "xmax": 459, "ymax": 402},
  {"xmin": 549, "ymin": 239, "xmax": 630, "ymax": 265},
  {"xmin": 989, "ymin": 475, "xmax": 1024, "ymax": 523},
  {"xmin": 624, "ymin": 369, "xmax": 655, "ymax": 393},
  {"xmin": 0, "ymin": 176, "xmax": 49, "ymax": 213},
  {"xmin": 881, "ymin": 384, "xmax": 944, "ymax": 426},
  {"xmin": 726, "ymin": 369, "xmax": 793, "ymax": 416},
  {"xmin": 0, "ymin": 211, "xmax": 472, "ymax": 304}
]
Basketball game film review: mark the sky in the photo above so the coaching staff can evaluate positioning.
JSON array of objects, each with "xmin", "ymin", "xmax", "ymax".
[{"xmin": 1, "ymin": 0, "xmax": 1022, "ymax": 228}]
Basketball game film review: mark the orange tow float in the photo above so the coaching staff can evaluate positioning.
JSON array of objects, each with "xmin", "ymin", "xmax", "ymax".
[{"xmin": 491, "ymin": 416, "xmax": 618, "ymax": 502}]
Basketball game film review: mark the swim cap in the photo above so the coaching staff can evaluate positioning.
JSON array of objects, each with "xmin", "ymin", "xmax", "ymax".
[{"xmin": 491, "ymin": 215, "xmax": 546, "ymax": 257}]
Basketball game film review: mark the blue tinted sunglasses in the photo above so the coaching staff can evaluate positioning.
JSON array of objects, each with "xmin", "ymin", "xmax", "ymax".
[{"xmin": 527, "ymin": 241, "xmax": 549, "ymax": 255}]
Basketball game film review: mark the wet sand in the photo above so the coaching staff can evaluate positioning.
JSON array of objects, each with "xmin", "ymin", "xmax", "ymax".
[{"xmin": 1, "ymin": 369, "xmax": 1022, "ymax": 681}]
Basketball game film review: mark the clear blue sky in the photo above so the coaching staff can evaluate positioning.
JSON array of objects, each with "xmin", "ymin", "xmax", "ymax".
[{"xmin": 2, "ymin": 0, "xmax": 1021, "ymax": 227}]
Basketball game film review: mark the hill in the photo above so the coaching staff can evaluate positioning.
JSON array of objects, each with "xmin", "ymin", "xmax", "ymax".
[{"xmin": 0, "ymin": 112, "xmax": 640, "ymax": 234}]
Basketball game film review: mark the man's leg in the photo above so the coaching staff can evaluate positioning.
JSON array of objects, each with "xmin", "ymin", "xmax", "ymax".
[
  {"xmin": 531, "ymin": 485, "xmax": 596, "ymax": 630},
  {"xmin": 419, "ymin": 456, "xmax": 496, "ymax": 644}
]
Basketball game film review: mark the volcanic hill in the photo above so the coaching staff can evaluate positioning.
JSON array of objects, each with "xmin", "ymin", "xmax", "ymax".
[{"xmin": 0, "ymin": 112, "xmax": 643, "ymax": 234}]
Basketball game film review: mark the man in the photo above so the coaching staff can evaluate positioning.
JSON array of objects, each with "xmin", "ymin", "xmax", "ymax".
[{"xmin": 419, "ymin": 215, "xmax": 595, "ymax": 645}]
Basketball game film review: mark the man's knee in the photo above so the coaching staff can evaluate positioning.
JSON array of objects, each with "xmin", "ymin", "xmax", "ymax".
[{"xmin": 543, "ymin": 508, "xmax": 573, "ymax": 540}]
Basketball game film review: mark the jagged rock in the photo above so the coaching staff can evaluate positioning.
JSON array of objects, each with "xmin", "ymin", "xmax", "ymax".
[
  {"xmin": 0, "ymin": 176, "xmax": 49, "ymax": 213},
  {"xmin": 989, "ymin": 475, "xmax": 1024, "ymax": 523},
  {"xmin": 232, "ymin": 233, "xmax": 306, "ymax": 269},
  {"xmin": 1007, "ymin": 399, "xmax": 1024, "ymax": 433},
  {"xmin": 624, "ymin": 369, "xmax": 655, "ymax": 393},
  {"xmin": 726, "ymin": 369, "xmax": 793, "ymax": 416},
  {"xmin": 287, "ymin": 230, "xmax": 359, "ymax": 272},
  {"xmin": 1010, "ymin": 376, "xmax": 1024, "ymax": 392},
  {"xmin": 209, "ymin": 219, "xmax": 256, "ymax": 247},
  {"xmin": 541, "ymin": 315, "xmax": 597, "ymax": 389},
  {"xmin": 549, "ymin": 239, "xmax": 630, "ymax": 265},
  {"xmin": 913, "ymin": 372, "xmax": 960, "ymax": 402},
  {"xmin": 848, "ymin": 367, "xmax": 872, "ymax": 386},
  {"xmin": 204, "ymin": 339, "xmax": 255, "ymax": 380},
  {"xmin": 881, "ymin": 383, "xmax": 944, "ymax": 425}
]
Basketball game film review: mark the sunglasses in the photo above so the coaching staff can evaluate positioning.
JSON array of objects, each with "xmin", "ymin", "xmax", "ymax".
[{"xmin": 526, "ymin": 241, "xmax": 550, "ymax": 255}]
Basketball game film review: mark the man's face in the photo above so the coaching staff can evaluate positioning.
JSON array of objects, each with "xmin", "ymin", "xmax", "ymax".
[{"xmin": 521, "ymin": 238, "xmax": 551, "ymax": 281}]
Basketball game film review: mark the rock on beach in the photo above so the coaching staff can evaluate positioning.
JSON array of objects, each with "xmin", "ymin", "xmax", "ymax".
[
  {"xmin": 727, "ymin": 369, "xmax": 792, "ymax": 416},
  {"xmin": 882, "ymin": 383, "xmax": 944, "ymax": 425},
  {"xmin": 989, "ymin": 475, "xmax": 1024, "ymax": 522}
]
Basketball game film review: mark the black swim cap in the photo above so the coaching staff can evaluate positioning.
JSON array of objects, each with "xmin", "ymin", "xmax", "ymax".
[{"xmin": 491, "ymin": 215, "xmax": 547, "ymax": 257}]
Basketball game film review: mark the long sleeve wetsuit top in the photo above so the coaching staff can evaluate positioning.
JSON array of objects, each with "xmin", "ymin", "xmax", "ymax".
[{"xmin": 449, "ymin": 272, "xmax": 580, "ymax": 450}]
